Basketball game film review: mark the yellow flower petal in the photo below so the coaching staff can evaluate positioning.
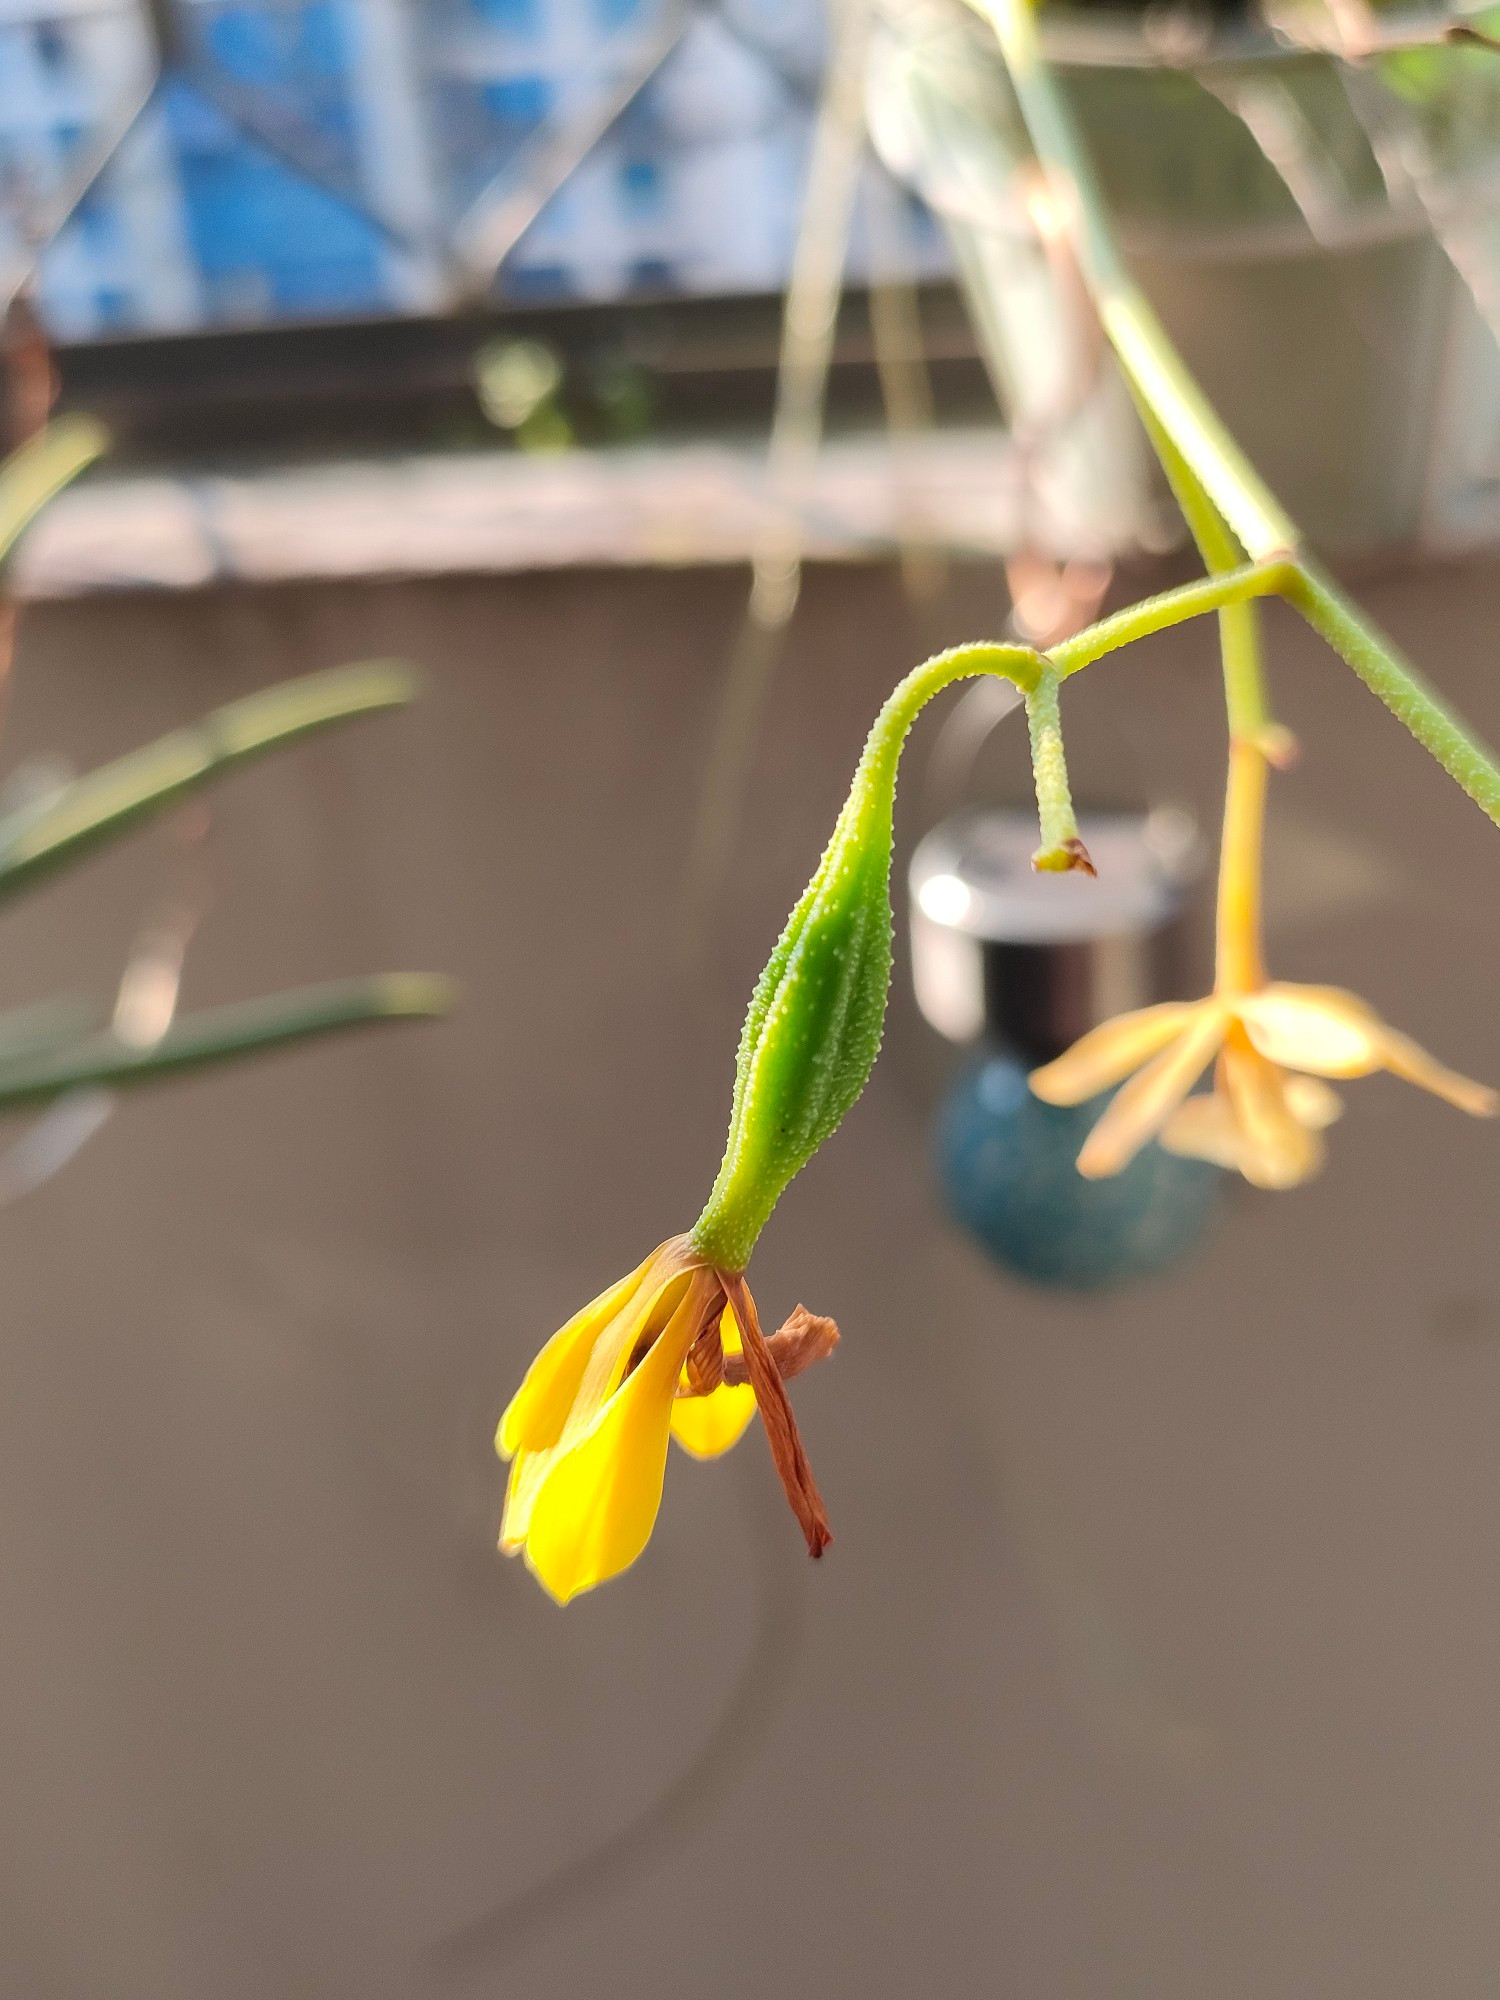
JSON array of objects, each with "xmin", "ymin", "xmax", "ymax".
[
  {"xmin": 1239, "ymin": 984, "xmax": 1497, "ymax": 1115},
  {"xmin": 670, "ymin": 1301, "xmax": 757, "ymax": 1460},
  {"xmin": 500, "ymin": 1443, "xmax": 558, "ymax": 1552},
  {"xmin": 1028, "ymin": 1002, "xmax": 1198, "ymax": 1107},
  {"xmin": 563, "ymin": 1262, "xmax": 693, "ymax": 1448},
  {"xmin": 1220, "ymin": 1041, "xmax": 1324, "ymax": 1188},
  {"xmin": 1283, "ymin": 1073, "xmax": 1342, "ymax": 1130},
  {"xmin": 522, "ymin": 1276, "xmax": 712, "ymax": 1604},
  {"xmin": 1366, "ymin": 1023, "xmax": 1499, "ymax": 1118},
  {"xmin": 1236, "ymin": 985, "xmax": 1388, "ymax": 1077},
  {"xmin": 1162, "ymin": 1056, "xmax": 1334, "ymax": 1185},
  {"xmin": 1075, "ymin": 1005, "xmax": 1227, "ymax": 1178},
  {"xmin": 1160, "ymin": 1088, "xmax": 1244, "ymax": 1170},
  {"xmin": 500, "ymin": 1240, "xmax": 698, "ymax": 1552},
  {"xmin": 496, "ymin": 1255, "xmax": 653, "ymax": 1460}
]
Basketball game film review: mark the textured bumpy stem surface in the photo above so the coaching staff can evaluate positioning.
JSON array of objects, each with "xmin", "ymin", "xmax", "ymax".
[
  {"xmin": 1285, "ymin": 563, "xmax": 1500, "ymax": 825},
  {"xmin": 1026, "ymin": 667, "xmax": 1091, "ymax": 870},
  {"xmin": 690, "ymin": 642, "xmax": 1045, "ymax": 1272}
]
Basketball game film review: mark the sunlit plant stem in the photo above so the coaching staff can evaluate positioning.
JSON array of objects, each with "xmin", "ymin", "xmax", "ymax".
[{"xmin": 963, "ymin": 0, "xmax": 1500, "ymax": 829}]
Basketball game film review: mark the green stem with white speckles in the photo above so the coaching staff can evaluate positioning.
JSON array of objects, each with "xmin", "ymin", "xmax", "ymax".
[{"xmin": 1026, "ymin": 666, "xmax": 1086, "ymax": 869}]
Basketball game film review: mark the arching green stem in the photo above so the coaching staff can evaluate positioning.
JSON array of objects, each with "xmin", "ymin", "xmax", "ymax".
[
  {"xmin": 963, "ymin": 0, "xmax": 1296, "ymax": 563},
  {"xmin": 964, "ymin": 0, "xmax": 1500, "ymax": 828},
  {"xmin": 1049, "ymin": 560, "xmax": 1292, "ymax": 680}
]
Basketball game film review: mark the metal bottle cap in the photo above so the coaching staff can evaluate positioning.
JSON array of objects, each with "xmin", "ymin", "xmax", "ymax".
[{"xmin": 908, "ymin": 807, "xmax": 1203, "ymax": 1062}]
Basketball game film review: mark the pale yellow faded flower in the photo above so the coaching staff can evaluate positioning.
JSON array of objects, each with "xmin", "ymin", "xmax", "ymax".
[
  {"xmin": 1030, "ymin": 739, "xmax": 1497, "ymax": 1188},
  {"xmin": 1030, "ymin": 986, "xmax": 1496, "ymax": 1188}
]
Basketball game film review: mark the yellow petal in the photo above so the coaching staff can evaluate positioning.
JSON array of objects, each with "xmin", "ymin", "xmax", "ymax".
[
  {"xmin": 1162, "ymin": 1062, "xmax": 1332, "ymax": 1185},
  {"xmin": 561, "ymin": 1259, "xmax": 693, "ymax": 1451},
  {"xmin": 500, "ymin": 1443, "xmax": 558, "ymax": 1552},
  {"xmin": 1028, "ymin": 1003, "xmax": 1198, "ymax": 1106},
  {"xmin": 522, "ymin": 1277, "xmax": 711, "ymax": 1604},
  {"xmin": 1240, "ymin": 983, "xmax": 1497, "ymax": 1115},
  {"xmin": 1236, "ymin": 984, "xmax": 1389, "ymax": 1077},
  {"xmin": 1283, "ymin": 1073, "xmax": 1342, "ymax": 1130},
  {"xmin": 499, "ymin": 1240, "xmax": 699, "ymax": 1551},
  {"xmin": 1160, "ymin": 1088, "xmax": 1244, "ymax": 1170},
  {"xmin": 1075, "ymin": 1005, "xmax": 1227, "ymax": 1177},
  {"xmin": 671, "ymin": 1301, "xmax": 757, "ymax": 1460},
  {"xmin": 1367, "ymin": 1023, "xmax": 1499, "ymax": 1117},
  {"xmin": 1221, "ymin": 1042, "xmax": 1324, "ymax": 1188},
  {"xmin": 496, "ymin": 1255, "xmax": 653, "ymax": 1460}
]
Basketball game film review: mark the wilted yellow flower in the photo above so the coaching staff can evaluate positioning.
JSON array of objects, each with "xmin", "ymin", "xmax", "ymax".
[
  {"xmin": 498, "ymin": 1236, "xmax": 836, "ymax": 1603},
  {"xmin": 1031, "ymin": 741, "xmax": 1497, "ymax": 1187},
  {"xmin": 1031, "ymin": 985, "xmax": 1495, "ymax": 1188}
]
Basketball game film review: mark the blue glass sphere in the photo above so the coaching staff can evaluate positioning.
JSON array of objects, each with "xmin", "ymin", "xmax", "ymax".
[{"xmin": 937, "ymin": 1050, "xmax": 1221, "ymax": 1289}]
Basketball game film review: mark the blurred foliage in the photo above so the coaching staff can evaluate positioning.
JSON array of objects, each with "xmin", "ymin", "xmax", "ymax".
[
  {"xmin": 0, "ymin": 415, "xmax": 450, "ymax": 1128},
  {"xmin": 473, "ymin": 337, "xmax": 659, "ymax": 453}
]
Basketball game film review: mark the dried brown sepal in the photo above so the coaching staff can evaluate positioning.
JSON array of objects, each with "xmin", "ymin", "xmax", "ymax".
[
  {"xmin": 676, "ymin": 1301, "xmax": 840, "ymax": 1397},
  {"xmin": 722, "ymin": 1304, "xmax": 839, "ymax": 1388},
  {"xmin": 721, "ymin": 1273, "xmax": 833, "ymax": 1559}
]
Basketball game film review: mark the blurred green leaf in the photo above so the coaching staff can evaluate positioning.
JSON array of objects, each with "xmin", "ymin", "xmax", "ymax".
[
  {"xmin": 0, "ymin": 995, "xmax": 95, "ymax": 1063},
  {"xmin": 0, "ymin": 658, "xmax": 417, "ymax": 905},
  {"xmin": 0, "ymin": 973, "xmax": 455, "ymax": 1110},
  {"xmin": 0, "ymin": 415, "xmax": 109, "ymax": 566}
]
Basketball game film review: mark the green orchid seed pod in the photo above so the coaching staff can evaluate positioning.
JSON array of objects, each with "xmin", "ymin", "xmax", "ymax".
[{"xmin": 690, "ymin": 639, "xmax": 1081, "ymax": 1271}]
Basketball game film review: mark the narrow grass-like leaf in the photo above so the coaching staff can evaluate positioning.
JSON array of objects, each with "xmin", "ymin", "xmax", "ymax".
[
  {"xmin": 0, "ymin": 973, "xmax": 454, "ymax": 1109},
  {"xmin": 0, "ymin": 996, "xmax": 95, "ymax": 1064},
  {"xmin": 0, "ymin": 414, "xmax": 109, "ymax": 567},
  {"xmin": 0, "ymin": 659, "xmax": 417, "ymax": 905}
]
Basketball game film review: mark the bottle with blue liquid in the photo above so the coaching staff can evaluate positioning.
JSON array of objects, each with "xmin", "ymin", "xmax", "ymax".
[{"xmin": 910, "ymin": 809, "xmax": 1221, "ymax": 1289}]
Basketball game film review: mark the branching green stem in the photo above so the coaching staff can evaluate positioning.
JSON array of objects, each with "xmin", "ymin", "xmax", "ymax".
[
  {"xmin": 1049, "ymin": 557, "xmax": 1500, "ymax": 821},
  {"xmin": 965, "ymin": 0, "xmax": 1296, "ymax": 562},
  {"xmin": 1050, "ymin": 561, "xmax": 1291, "ymax": 679},
  {"xmin": 870, "ymin": 555, "xmax": 1500, "ymax": 854},
  {"xmin": 1132, "ymin": 397, "xmax": 1273, "ymax": 743},
  {"xmin": 962, "ymin": 0, "xmax": 1500, "ymax": 830},
  {"xmin": 856, "ymin": 638, "xmax": 1086, "ymax": 867}
]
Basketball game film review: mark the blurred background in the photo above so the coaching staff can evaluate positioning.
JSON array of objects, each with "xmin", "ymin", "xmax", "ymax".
[{"xmin": 3, "ymin": 0, "xmax": 1500, "ymax": 1995}]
